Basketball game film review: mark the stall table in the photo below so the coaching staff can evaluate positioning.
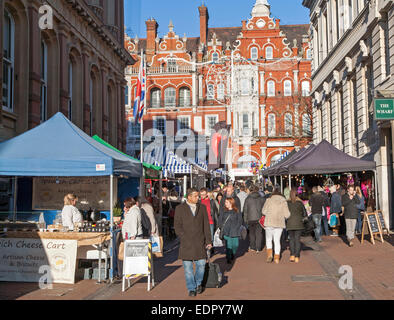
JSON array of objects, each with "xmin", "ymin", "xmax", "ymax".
[{"xmin": 5, "ymin": 231, "xmax": 111, "ymax": 283}]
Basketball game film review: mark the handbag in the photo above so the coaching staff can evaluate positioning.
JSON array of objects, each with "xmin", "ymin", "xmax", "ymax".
[
  {"xmin": 118, "ymin": 241, "xmax": 124, "ymax": 261},
  {"xmin": 259, "ymin": 215, "xmax": 265, "ymax": 229},
  {"xmin": 219, "ymin": 214, "xmax": 231, "ymax": 240}
]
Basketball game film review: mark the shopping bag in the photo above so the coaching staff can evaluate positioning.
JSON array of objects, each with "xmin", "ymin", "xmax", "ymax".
[
  {"xmin": 259, "ymin": 215, "xmax": 265, "ymax": 229},
  {"xmin": 151, "ymin": 235, "xmax": 163, "ymax": 257},
  {"xmin": 329, "ymin": 214, "xmax": 337, "ymax": 227},
  {"xmin": 240, "ymin": 225, "xmax": 247, "ymax": 240},
  {"xmin": 213, "ymin": 229, "xmax": 224, "ymax": 247}
]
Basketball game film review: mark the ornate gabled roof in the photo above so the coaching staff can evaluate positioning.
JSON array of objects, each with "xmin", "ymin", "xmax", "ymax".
[{"xmin": 125, "ymin": 24, "xmax": 309, "ymax": 54}]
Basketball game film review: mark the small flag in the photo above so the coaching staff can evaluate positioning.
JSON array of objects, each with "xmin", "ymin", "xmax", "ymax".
[{"xmin": 133, "ymin": 54, "xmax": 146, "ymax": 124}]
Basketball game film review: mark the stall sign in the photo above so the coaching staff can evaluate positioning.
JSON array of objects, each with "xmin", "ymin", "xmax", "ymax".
[
  {"xmin": 375, "ymin": 99, "xmax": 394, "ymax": 120},
  {"xmin": 123, "ymin": 240, "xmax": 150, "ymax": 276},
  {"xmin": 0, "ymin": 238, "xmax": 77, "ymax": 284},
  {"xmin": 32, "ymin": 177, "xmax": 117, "ymax": 211}
]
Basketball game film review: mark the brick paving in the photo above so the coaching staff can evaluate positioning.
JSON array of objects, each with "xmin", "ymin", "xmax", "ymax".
[{"xmin": 1, "ymin": 234, "xmax": 394, "ymax": 300}]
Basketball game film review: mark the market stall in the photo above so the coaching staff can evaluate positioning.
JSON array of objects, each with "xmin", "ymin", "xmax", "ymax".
[{"xmin": 0, "ymin": 112, "xmax": 143, "ymax": 284}]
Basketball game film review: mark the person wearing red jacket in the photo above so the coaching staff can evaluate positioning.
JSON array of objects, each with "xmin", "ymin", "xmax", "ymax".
[{"xmin": 199, "ymin": 188, "xmax": 216, "ymax": 241}]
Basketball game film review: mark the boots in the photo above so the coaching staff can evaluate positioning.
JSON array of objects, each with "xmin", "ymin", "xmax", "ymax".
[
  {"xmin": 295, "ymin": 257, "xmax": 300, "ymax": 263},
  {"xmin": 266, "ymin": 249, "xmax": 273, "ymax": 263},
  {"xmin": 274, "ymin": 254, "xmax": 280, "ymax": 264},
  {"xmin": 290, "ymin": 255, "xmax": 295, "ymax": 262}
]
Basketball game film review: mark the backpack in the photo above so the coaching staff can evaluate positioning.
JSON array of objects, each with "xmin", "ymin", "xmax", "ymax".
[{"xmin": 140, "ymin": 208, "xmax": 152, "ymax": 237}]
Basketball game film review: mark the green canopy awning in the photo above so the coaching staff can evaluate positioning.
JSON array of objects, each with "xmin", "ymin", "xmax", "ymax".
[{"xmin": 92, "ymin": 135, "xmax": 162, "ymax": 174}]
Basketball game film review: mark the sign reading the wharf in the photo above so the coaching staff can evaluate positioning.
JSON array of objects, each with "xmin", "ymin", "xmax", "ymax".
[
  {"xmin": 32, "ymin": 177, "xmax": 117, "ymax": 211},
  {"xmin": 0, "ymin": 239, "xmax": 77, "ymax": 284},
  {"xmin": 375, "ymin": 99, "xmax": 394, "ymax": 120}
]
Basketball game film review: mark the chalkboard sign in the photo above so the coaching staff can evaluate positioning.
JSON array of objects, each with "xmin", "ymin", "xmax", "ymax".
[
  {"xmin": 377, "ymin": 211, "xmax": 387, "ymax": 230},
  {"xmin": 362, "ymin": 212, "xmax": 384, "ymax": 244},
  {"xmin": 367, "ymin": 213, "xmax": 380, "ymax": 234}
]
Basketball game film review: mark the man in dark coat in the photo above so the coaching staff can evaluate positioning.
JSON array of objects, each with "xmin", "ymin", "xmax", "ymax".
[
  {"xmin": 341, "ymin": 185, "xmax": 360, "ymax": 247},
  {"xmin": 309, "ymin": 186, "xmax": 325, "ymax": 242},
  {"xmin": 219, "ymin": 183, "xmax": 241, "ymax": 216},
  {"xmin": 243, "ymin": 184, "xmax": 266, "ymax": 252},
  {"xmin": 174, "ymin": 188, "xmax": 212, "ymax": 297}
]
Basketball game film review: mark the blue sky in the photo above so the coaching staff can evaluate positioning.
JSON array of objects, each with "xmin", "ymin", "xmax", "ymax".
[{"xmin": 124, "ymin": 0, "xmax": 310, "ymax": 39}]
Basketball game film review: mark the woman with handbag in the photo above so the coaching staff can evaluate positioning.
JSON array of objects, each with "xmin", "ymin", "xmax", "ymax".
[
  {"xmin": 262, "ymin": 188, "xmax": 291, "ymax": 264},
  {"xmin": 286, "ymin": 188, "xmax": 307, "ymax": 263},
  {"xmin": 218, "ymin": 197, "xmax": 243, "ymax": 264}
]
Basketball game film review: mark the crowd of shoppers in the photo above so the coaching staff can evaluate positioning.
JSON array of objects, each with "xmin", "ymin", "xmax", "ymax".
[{"xmin": 116, "ymin": 178, "xmax": 370, "ymax": 297}]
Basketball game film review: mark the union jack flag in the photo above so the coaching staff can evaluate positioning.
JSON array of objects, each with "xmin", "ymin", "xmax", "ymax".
[{"xmin": 133, "ymin": 54, "xmax": 146, "ymax": 124}]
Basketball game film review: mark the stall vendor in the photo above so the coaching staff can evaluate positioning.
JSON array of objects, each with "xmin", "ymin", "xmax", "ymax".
[{"xmin": 61, "ymin": 193, "xmax": 83, "ymax": 230}]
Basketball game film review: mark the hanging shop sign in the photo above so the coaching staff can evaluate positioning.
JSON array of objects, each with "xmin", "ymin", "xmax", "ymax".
[
  {"xmin": 32, "ymin": 177, "xmax": 117, "ymax": 211},
  {"xmin": 374, "ymin": 99, "xmax": 394, "ymax": 120},
  {"xmin": 0, "ymin": 238, "xmax": 77, "ymax": 284}
]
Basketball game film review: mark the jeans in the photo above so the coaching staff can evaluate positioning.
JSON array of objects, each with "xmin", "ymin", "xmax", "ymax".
[
  {"xmin": 345, "ymin": 219, "xmax": 357, "ymax": 241},
  {"xmin": 355, "ymin": 210, "xmax": 363, "ymax": 233},
  {"xmin": 248, "ymin": 221, "xmax": 263, "ymax": 251},
  {"xmin": 288, "ymin": 230, "xmax": 302, "ymax": 258},
  {"xmin": 265, "ymin": 227, "xmax": 283, "ymax": 255},
  {"xmin": 224, "ymin": 236, "xmax": 239, "ymax": 259},
  {"xmin": 209, "ymin": 224, "xmax": 214, "ymax": 243},
  {"xmin": 182, "ymin": 259, "xmax": 206, "ymax": 292},
  {"xmin": 320, "ymin": 213, "xmax": 330, "ymax": 236},
  {"xmin": 312, "ymin": 214, "xmax": 322, "ymax": 242}
]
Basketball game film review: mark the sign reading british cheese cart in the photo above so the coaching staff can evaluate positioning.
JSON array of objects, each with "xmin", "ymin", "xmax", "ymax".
[{"xmin": 0, "ymin": 238, "xmax": 77, "ymax": 284}]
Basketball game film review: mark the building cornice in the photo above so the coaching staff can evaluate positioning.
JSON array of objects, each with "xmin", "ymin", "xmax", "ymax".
[{"xmin": 65, "ymin": 0, "xmax": 135, "ymax": 65}]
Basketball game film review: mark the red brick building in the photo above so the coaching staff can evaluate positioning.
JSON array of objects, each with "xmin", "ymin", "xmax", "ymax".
[{"xmin": 125, "ymin": 0, "xmax": 312, "ymax": 180}]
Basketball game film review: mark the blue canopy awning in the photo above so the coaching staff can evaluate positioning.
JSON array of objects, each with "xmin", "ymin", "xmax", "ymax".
[{"xmin": 0, "ymin": 112, "xmax": 143, "ymax": 177}]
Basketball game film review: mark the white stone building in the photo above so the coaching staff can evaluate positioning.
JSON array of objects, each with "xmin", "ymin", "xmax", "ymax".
[{"xmin": 302, "ymin": 0, "xmax": 394, "ymax": 228}]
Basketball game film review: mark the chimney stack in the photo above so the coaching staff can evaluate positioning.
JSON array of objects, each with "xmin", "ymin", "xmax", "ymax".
[
  {"xmin": 199, "ymin": 5, "xmax": 209, "ymax": 46},
  {"xmin": 146, "ymin": 18, "xmax": 158, "ymax": 60}
]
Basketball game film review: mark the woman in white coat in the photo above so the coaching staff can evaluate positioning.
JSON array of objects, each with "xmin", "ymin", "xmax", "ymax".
[
  {"xmin": 262, "ymin": 188, "xmax": 291, "ymax": 264},
  {"xmin": 61, "ymin": 194, "xmax": 83, "ymax": 230},
  {"xmin": 121, "ymin": 197, "xmax": 143, "ymax": 240}
]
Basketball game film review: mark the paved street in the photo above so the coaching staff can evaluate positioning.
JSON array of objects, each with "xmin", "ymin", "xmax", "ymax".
[{"xmin": 1, "ymin": 234, "xmax": 394, "ymax": 301}]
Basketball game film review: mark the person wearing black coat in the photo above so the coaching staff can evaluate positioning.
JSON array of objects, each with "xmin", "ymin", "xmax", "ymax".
[
  {"xmin": 341, "ymin": 185, "xmax": 360, "ymax": 247},
  {"xmin": 243, "ymin": 185, "xmax": 266, "ymax": 252},
  {"xmin": 218, "ymin": 197, "xmax": 243, "ymax": 264},
  {"xmin": 286, "ymin": 189, "xmax": 307, "ymax": 263},
  {"xmin": 219, "ymin": 184, "xmax": 241, "ymax": 217}
]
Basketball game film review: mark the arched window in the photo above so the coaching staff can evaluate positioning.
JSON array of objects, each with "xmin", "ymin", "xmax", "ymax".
[
  {"xmin": 151, "ymin": 88, "xmax": 161, "ymax": 108},
  {"xmin": 306, "ymin": 48, "xmax": 312, "ymax": 60},
  {"xmin": 284, "ymin": 80, "xmax": 292, "ymax": 96},
  {"xmin": 164, "ymin": 87, "xmax": 176, "ymax": 107},
  {"xmin": 250, "ymin": 47, "xmax": 258, "ymax": 60},
  {"xmin": 265, "ymin": 46, "xmax": 273, "ymax": 59},
  {"xmin": 267, "ymin": 80, "xmax": 275, "ymax": 97},
  {"xmin": 217, "ymin": 83, "xmax": 225, "ymax": 100},
  {"xmin": 179, "ymin": 87, "xmax": 191, "ymax": 107},
  {"xmin": 302, "ymin": 81, "xmax": 310, "ymax": 96},
  {"xmin": 212, "ymin": 52, "xmax": 219, "ymax": 63},
  {"xmin": 40, "ymin": 40, "xmax": 48, "ymax": 122},
  {"xmin": 3, "ymin": 10, "xmax": 15, "ymax": 111},
  {"xmin": 167, "ymin": 59, "xmax": 177, "ymax": 73},
  {"xmin": 207, "ymin": 84, "xmax": 214, "ymax": 100},
  {"xmin": 285, "ymin": 113, "xmax": 293, "ymax": 136},
  {"xmin": 302, "ymin": 114, "xmax": 312, "ymax": 136},
  {"xmin": 268, "ymin": 113, "xmax": 276, "ymax": 137}
]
